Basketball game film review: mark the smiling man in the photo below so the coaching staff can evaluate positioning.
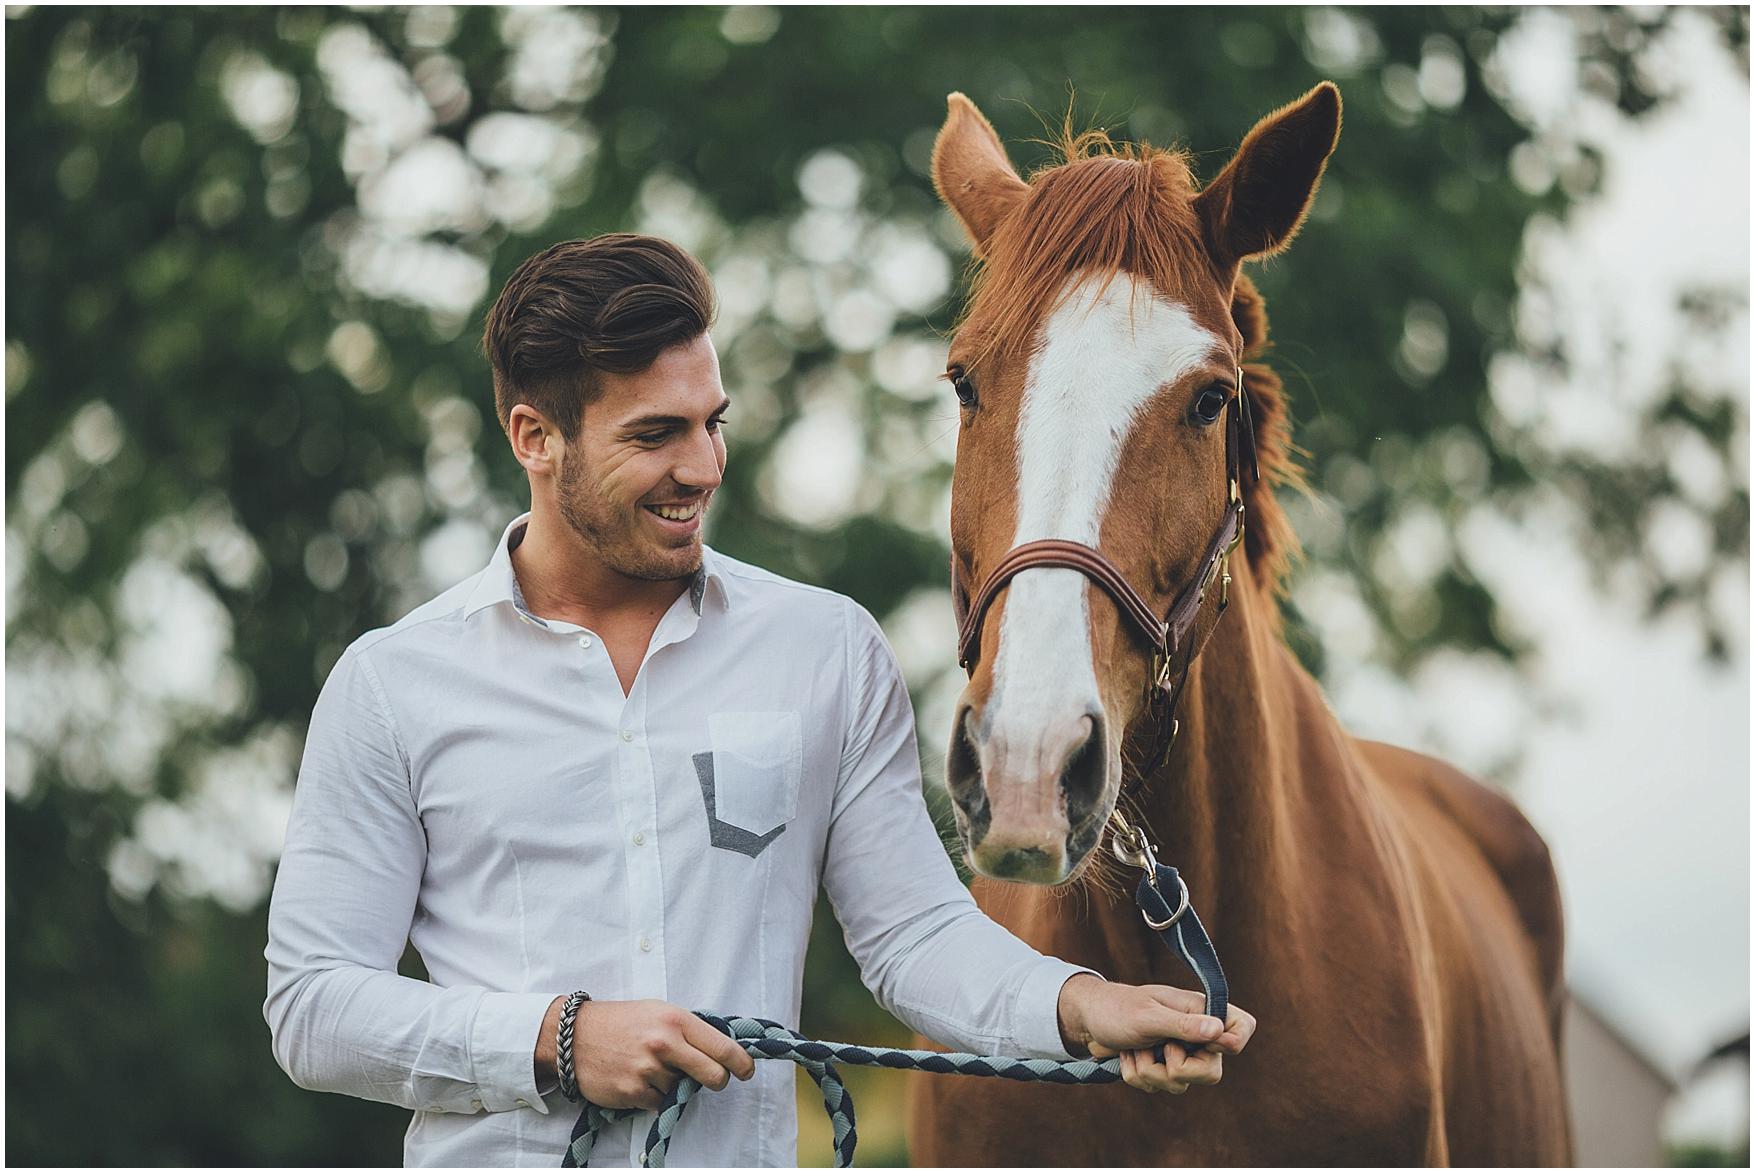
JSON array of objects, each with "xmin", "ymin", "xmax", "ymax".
[{"xmin": 263, "ymin": 233, "xmax": 1253, "ymax": 1167}]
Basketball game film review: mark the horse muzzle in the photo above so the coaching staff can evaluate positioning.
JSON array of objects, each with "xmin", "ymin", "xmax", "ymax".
[{"xmin": 945, "ymin": 698, "xmax": 1112, "ymax": 883}]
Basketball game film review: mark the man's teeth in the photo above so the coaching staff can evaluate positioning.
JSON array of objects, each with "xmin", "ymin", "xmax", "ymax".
[{"xmin": 650, "ymin": 502, "xmax": 700, "ymax": 521}]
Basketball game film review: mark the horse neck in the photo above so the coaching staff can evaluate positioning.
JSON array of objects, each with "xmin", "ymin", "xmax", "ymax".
[{"xmin": 1105, "ymin": 561, "xmax": 1364, "ymax": 963}]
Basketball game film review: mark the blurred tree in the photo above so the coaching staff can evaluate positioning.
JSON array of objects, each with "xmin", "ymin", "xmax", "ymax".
[{"xmin": 6, "ymin": 5, "xmax": 1746, "ymax": 1164}]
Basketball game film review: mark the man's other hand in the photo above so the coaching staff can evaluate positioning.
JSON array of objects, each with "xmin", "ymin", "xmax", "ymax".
[
  {"xmin": 1057, "ymin": 974, "xmax": 1257, "ymax": 1094},
  {"xmin": 571, "ymin": 999, "xmax": 757, "ymax": 1111}
]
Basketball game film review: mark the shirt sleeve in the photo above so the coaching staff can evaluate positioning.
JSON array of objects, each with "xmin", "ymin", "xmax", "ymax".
[
  {"xmin": 262, "ymin": 643, "xmax": 557, "ymax": 1116},
  {"xmin": 819, "ymin": 602, "xmax": 1104, "ymax": 1060}
]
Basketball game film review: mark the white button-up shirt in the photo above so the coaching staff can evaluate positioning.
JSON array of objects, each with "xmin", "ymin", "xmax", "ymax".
[{"xmin": 264, "ymin": 514, "xmax": 1095, "ymax": 1167}]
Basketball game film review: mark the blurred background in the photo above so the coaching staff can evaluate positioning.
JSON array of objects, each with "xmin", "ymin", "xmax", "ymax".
[{"xmin": 5, "ymin": 5, "xmax": 1748, "ymax": 1166}]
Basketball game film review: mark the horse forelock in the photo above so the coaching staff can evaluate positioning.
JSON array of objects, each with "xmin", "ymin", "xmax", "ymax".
[
  {"xmin": 959, "ymin": 133, "xmax": 1303, "ymax": 601},
  {"xmin": 963, "ymin": 139, "xmax": 1209, "ymax": 352}
]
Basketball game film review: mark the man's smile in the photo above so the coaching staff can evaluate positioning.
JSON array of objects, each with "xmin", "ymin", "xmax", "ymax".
[{"xmin": 642, "ymin": 496, "xmax": 708, "ymax": 532}]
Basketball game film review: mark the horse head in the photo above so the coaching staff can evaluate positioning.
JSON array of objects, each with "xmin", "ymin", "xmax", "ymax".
[{"xmin": 933, "ymin": 85, "xmax": 1339, "ymax": 884}]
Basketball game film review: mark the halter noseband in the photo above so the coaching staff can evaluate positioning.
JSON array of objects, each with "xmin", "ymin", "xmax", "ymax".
[{"xmin": 951, "ymin": 367, "xmax": 1259, "ymax": 795}]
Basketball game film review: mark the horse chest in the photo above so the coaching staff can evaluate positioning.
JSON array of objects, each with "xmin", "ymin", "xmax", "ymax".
[
  {"xmin": 911, "ymin": 872, "xmax": 1449, "ymax": 1166},
  {"xmin": 906, "ymin": 1065, "xmax": 1438, "ymax": 1166}
]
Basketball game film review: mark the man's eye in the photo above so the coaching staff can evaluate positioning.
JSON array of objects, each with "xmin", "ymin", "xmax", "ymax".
[
  {"xmin": 707, "ymin": 416, "xmax": 728, "ymax": 432},
  {"xmin": 634, "ymin": 431, "xmax": 670, "ymax": 444}
]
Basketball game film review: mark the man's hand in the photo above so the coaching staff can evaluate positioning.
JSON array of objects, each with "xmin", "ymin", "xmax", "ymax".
[
  {"xmin": 538, "ymin": 998, "xmax": 757, "ymax": 1111},
  {"xmin": 1057, "ymin": 974, "xmax": 1257, "ymax": 1094}
]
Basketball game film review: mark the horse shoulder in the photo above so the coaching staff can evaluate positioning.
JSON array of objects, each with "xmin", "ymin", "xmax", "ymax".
[{"xmin": 1353, "ymin": 738, "xmax": 1566, "ymax": 1036}]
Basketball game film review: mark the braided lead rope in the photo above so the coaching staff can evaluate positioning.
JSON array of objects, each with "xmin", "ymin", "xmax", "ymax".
[{"xmin": 561, "ymin": 1011, "xmax": 1123, "ymax": 1168}]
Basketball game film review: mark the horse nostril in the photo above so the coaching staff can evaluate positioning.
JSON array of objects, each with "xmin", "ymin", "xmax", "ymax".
[
  {"xmin": 1059, "ymin": 710, "xmax": 1107, "ymax": 823},
  {"xmin": 945, "ymin": 704, "xmax": 986, "ymax": 807}
]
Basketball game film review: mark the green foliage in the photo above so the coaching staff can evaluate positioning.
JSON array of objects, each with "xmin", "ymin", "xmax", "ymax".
[
  {"xmin": 6, "ymin": 5, "xmax": 1745, "ymax": 1164},
  {"xmin": 1669, "ymin": 1140, "xmax": 1753, "ymax": 1167}
]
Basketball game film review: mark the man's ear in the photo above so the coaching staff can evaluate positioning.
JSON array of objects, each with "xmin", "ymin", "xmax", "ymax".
[
  {"xmin": 508, "ymin": 404, "xmax": 560, "ymax": 475},
  {"xmin": 932, "ymin": 92, "xmax": 1029, "ymax": 256},
  {"xmin": 1195, "ymin": 82, "xmax": 1342, "ymax": 264}
]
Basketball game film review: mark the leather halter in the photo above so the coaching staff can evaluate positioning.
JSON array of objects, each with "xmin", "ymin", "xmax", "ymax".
[{"xmin": 951, "ymin": 368, "xmax": 1260, "ymax": 795}]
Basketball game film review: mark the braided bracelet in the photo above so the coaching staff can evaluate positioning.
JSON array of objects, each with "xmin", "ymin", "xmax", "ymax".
[{"xmin": 556, "ymin": 990, "xmax": 591, "ymax": 1103}]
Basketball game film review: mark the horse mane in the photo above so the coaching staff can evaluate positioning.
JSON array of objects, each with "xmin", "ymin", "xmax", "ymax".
[
  {"xmin": 1230, "ymin": 275, "xmax": 1303, "ymax": 599},
  {"xmin": 961, "ymin": 127, "xmax": 1303, "ymax": 598}
]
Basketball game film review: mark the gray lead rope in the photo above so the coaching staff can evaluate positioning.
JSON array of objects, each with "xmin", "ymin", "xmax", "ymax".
[
  {"xmin": 563, "ymin": 819, "xmax": 1225, "ymax": 1167},
  {"xmin": 560, "ymin": 1012, "xmax": 1124, "ymax": 1167}
]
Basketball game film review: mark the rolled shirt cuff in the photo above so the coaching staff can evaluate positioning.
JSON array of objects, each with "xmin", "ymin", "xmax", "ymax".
[
  {"xmin": 470, "ymin": 990, "xmax": 562, "ymax": 1114},
  {"xmin": 1012, "ymin": 959, "xmax": 1106, "ymax": 1060}
]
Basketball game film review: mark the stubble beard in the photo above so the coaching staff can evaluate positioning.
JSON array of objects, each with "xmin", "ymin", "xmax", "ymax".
[{"xmin": 555, "ymin": 453, "xmax": 702, "ymax": 583}]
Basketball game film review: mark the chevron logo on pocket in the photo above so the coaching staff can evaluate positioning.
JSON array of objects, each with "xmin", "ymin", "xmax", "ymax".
[{"xmin": 693, "ymin": 752, "xmax": 788, "ymax": 859}]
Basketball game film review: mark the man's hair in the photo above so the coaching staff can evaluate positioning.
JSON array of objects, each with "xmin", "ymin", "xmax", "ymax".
[{"xmin": 481, "ymin": 234, "xmax": 717, "ymax": 441}]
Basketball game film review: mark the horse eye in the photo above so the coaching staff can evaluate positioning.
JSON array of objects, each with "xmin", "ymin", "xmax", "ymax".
[
  {"xmin": 1190, "ymin": 383, "xmax": 1229, "ymax": 426},
  {"xmin": 949, "ymin": 368, "xmax": 978, "ymax": 409}
]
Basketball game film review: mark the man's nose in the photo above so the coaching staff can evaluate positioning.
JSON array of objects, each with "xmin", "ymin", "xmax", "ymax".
[{"xmin": 675, "ymin": 429, "xmax": 724, "ymax": 491}]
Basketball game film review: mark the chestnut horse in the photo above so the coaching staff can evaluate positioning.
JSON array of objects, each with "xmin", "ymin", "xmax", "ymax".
[{"xmin": 906, "ymin": 85, "xmax": 1570, "ymax": 1165}]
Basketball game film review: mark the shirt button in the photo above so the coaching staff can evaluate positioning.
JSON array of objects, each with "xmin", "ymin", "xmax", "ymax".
[
  {"xmin": 632, "ymin": 831, "xmax": 645, "ymax": 846},
  {"xmin": 639, "ymin": 936, "xmax": 653, "ymax": 952},
  {"xmin": 515, "ymin": 1098, "xmax": 529, "ymax": 1108},
  {"xmin": 470, "ymin": 1098, "xmax": 483, "ymax": 1111},
  {"xmin": 620, "ymin": 730, "xmax": 634, "ymax": 743},
  {"xmin": 577, "ymin": 635, "xmax": 592, "ymax": 649}
]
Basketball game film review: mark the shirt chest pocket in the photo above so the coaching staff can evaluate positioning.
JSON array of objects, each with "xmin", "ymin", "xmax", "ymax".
[{"xmin": 694, "ymin": 712, "xmax": 802, "ymax": 856}]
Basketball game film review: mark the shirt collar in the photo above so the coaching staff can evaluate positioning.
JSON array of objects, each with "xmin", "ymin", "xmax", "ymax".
[{"xmin": 462, "ymin": 513, "xmax": 729, "ymax": 623}]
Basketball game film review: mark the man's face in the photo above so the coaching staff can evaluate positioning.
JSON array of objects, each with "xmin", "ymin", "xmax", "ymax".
[{"xmin": 553, "ymin": 333, "xmax": 728, "ymax": 582}]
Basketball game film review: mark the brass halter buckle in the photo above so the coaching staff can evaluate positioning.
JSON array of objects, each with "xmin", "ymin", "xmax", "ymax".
[
  {"xmin": 1193, "ymin": 497, "xmax": 1246, "ymax": 605},
  {"xmin": 1149, "ymin": 648, "xmax": 1173, "ymax": 695},
  {"xmin": 1213, "ymin": 497, "xmax": 1248, "ymax": 610}
]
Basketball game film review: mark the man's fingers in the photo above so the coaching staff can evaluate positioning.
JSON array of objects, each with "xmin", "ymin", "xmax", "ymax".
[
  {"xmin": 1119, "ymin": 1048, "xmax": 1145, "ymax": 1091},
  {"xmin": 1144, "ymin": 985, "xmax": 1208, "ymax": 1014},
  {"xmin": 681, "ymin": 1014, "xmax": 757, "ymax": 1081},
  {"xmin": 1220, "ymin": 1004, "xmax": 1257, "ymax": 1053},
  {"xmin": 1121, "ymin": 1046, "xmax": 1171, "ymax": 1093},
  {"xmin": 1141, "ymin": 1005, "xmax": 1225, "ymax": 1048},
  {"xmin": 656, "ymin": 1035, "xmax": 734, "ymax": 1092},
  {"xmin": 1143, "ymin": 988, "xmax": 1252, "ymax": 1053},
  {"xmin": 1136, "ymin": 1046, "xmax": 1181, "ymax": 1093},
  {"xmin": 1118, "ymin": 1041, "xmax": 1223, "ymax": 1095},
  {"xmin": 1171, "ymin": 1048, "xmax": 1224, "ymax": 1086}
]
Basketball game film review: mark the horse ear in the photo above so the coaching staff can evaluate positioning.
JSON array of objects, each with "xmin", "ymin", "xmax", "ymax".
[
  {"xmin": 932, "ymin": 93, "xmax": 1029, "ymax": 255},
  {"xmin": 1196, "ymin": 82, "xmax": 1341, "ymax": 264}
]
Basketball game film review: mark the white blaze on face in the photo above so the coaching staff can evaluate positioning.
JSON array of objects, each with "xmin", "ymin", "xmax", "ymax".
[{"xmin": 982, "ymin": 274, "xmax": 1220, "ymax": 780}]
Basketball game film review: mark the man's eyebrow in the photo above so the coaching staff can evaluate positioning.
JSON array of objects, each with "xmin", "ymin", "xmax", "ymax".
[{"xmin": 620, "ymin": 397, "xmax": 732, "ymax": 431}]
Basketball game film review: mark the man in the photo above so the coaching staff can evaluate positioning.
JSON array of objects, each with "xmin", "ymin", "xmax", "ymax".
[{"xmin": 264, "ymin": 234, "xmax": 1254, "ymax": 1167}]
